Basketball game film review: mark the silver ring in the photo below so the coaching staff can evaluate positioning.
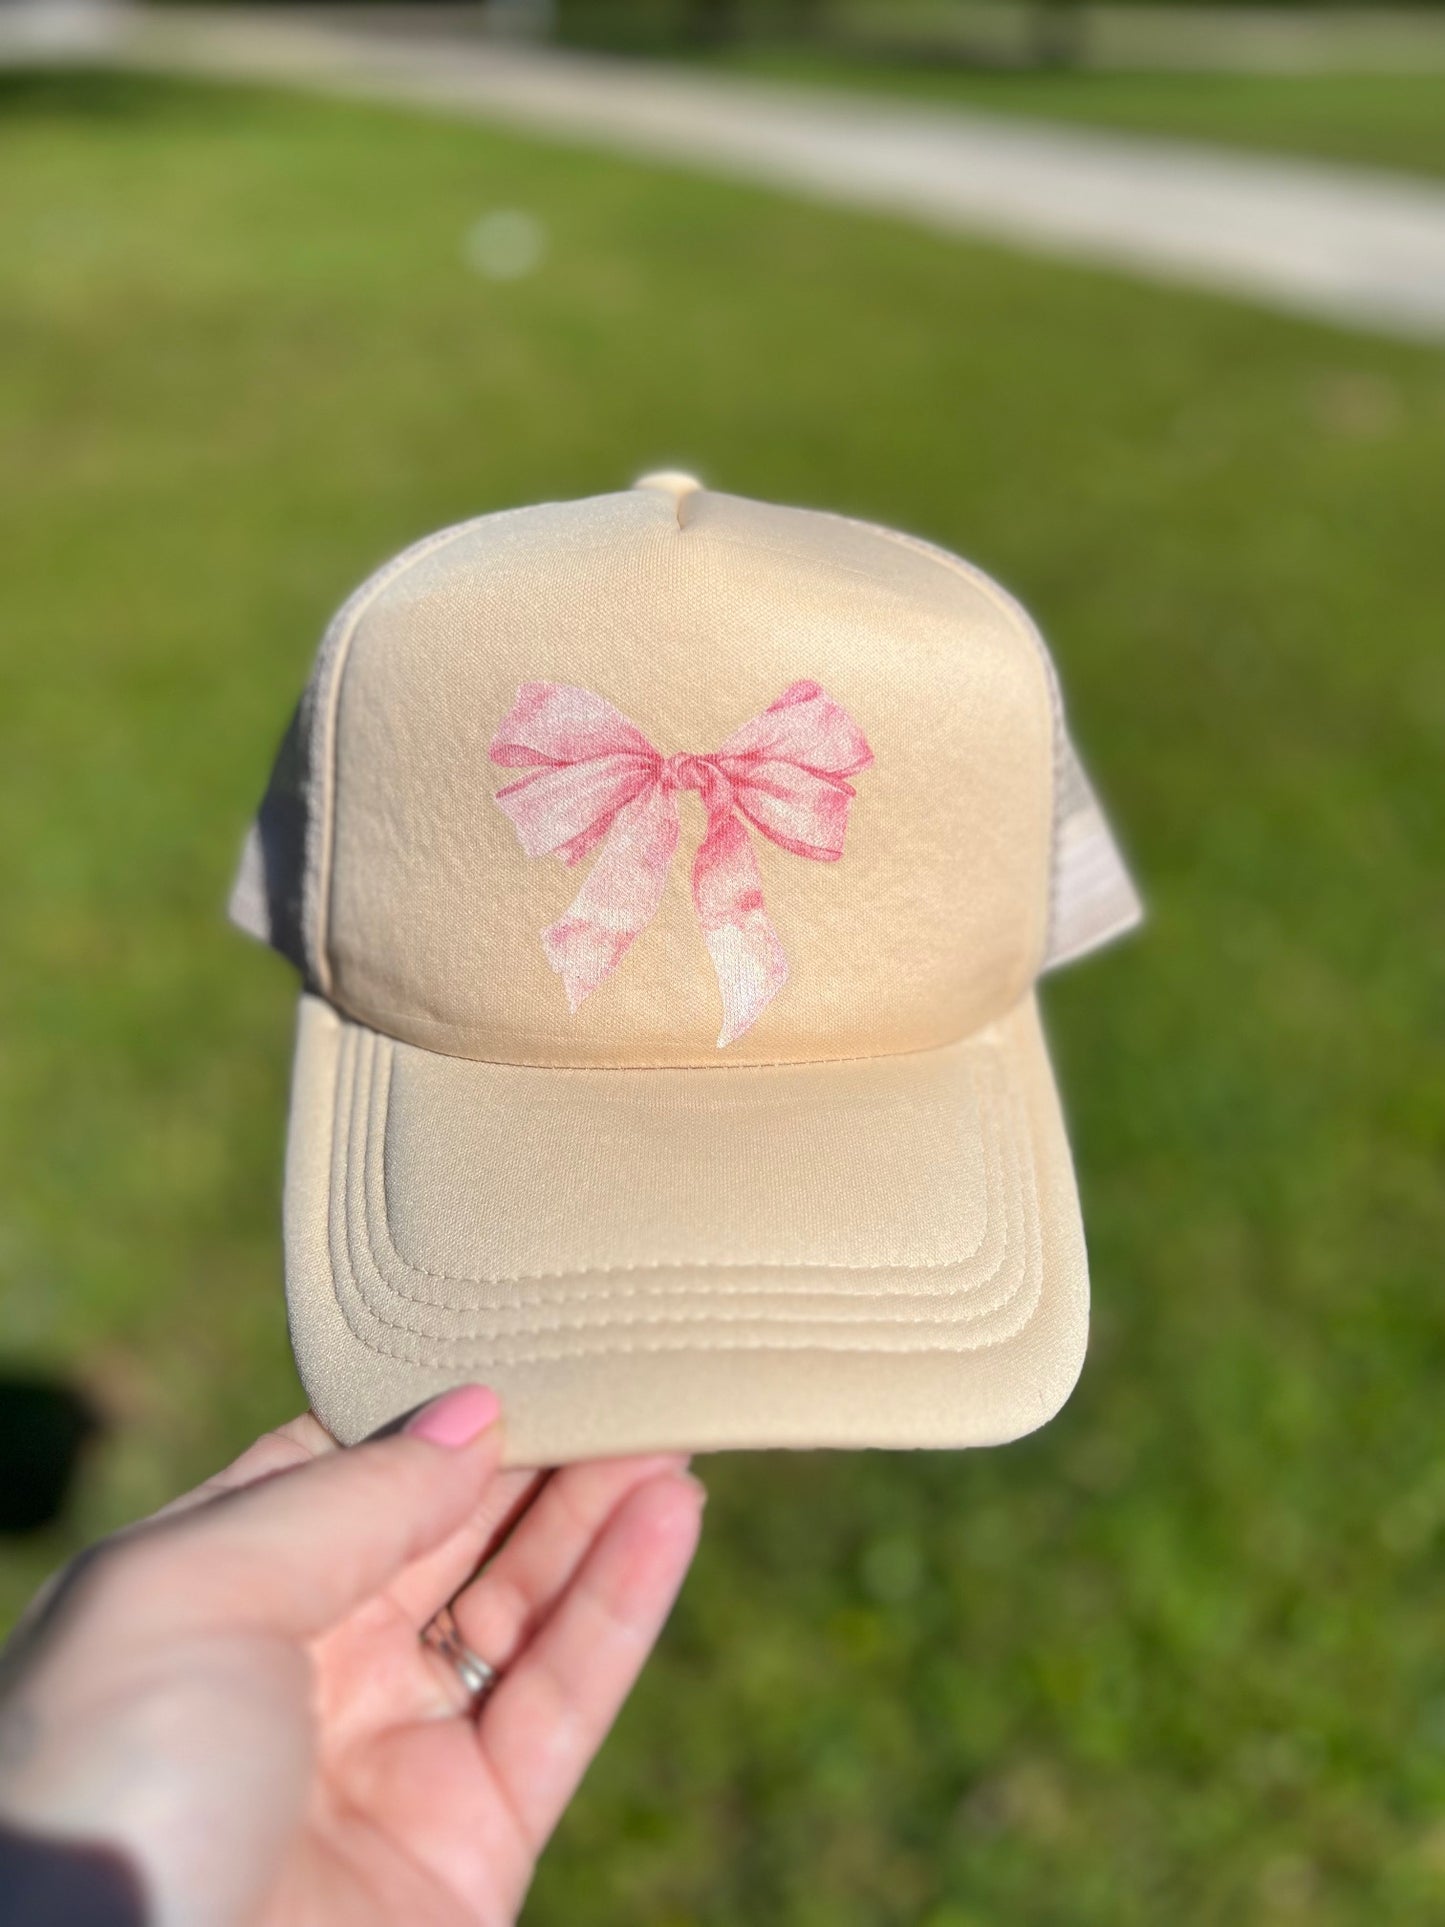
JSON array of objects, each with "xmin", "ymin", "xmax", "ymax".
[{"xmin": 421, "ymin": 1605, "xmax": 499, "ymax": 1713}]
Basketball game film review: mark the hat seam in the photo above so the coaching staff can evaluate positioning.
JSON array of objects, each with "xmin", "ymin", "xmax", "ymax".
[
  {"xmin": 834, "ymin": 511, "xmax": 1060, "ymax": 985},
  {"xmin": 311, "ymin": 987, "xmax": 1050, "ymax": 1365},
  {"xmin": 319, "ymin": 1112, "xmax": 1045, "ymax": 1362},
  {"xmin": 314, "ymin": 983, "xmax": 1023, "ymax": 1075},
  {"xmin": 320, "ymin": 1022, "xmax": 1043, "ymax": 1347},
  {"xmin": 325, "ymin": 1159, "xmax": 1043, "ymax": 1359},
  {"xmin": 308, "ymin": 508, "xmax": 537, "ymax": 996},
  {"xmin": 357, "ymin": 1026, "xmax": 1021, "ymax": 1295},
  {"xmin": 308, "ymin": 497, "xmax": 712, "ymax": 997}
]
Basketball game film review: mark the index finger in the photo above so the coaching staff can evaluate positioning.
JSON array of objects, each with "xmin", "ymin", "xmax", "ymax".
[{"xmin": 149, "ymin": 1413, "xmax": 337, "ymax": 1522}]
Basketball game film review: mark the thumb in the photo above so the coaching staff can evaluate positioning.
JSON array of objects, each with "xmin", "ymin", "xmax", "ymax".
[{"xmin": 113, "ymin": 1386, "xmax": 505, "ymax": 1640}]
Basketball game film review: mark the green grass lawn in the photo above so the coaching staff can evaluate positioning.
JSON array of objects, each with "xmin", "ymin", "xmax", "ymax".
[
  {"xmin": 661, "ymin": 55, "xmax": 1445, "ymax": 179},
  {"xmin": 2, "ymin": 66, "xmax": 1444, "ymax": 1927}
]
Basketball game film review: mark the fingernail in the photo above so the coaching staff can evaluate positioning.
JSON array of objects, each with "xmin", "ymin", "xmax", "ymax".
[{"xmin": 403, "ymin": 1384, "xmax": 500, "ymax": 1448}]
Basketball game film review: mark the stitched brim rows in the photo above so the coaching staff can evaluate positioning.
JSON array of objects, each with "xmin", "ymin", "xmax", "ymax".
[{"xmin": 279, "ymin": 990, "xmax": 1088, "ymax": 1457}]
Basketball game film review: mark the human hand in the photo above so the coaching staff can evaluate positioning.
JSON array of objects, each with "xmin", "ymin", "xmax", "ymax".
[{"xmin": 0, "ymin": 1387, "xmax": 704, "ymax": 1926}]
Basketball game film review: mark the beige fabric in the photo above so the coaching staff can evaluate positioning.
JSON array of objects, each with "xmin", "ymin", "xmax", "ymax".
[
  {"xmin": 229, "ymin": 489, "xmax": 1142, "ymax": 1014},
  {"xmin": 285, "ymin": 991, "xmax": 1087, "ymax": 1462},
  {"xmin": 319, "ymin": 487, "xmax": 1054, "ymax": 1066},
  {"xmin": 228, "ymin": 481, "xmax": 1138, "ymax": 1459}
]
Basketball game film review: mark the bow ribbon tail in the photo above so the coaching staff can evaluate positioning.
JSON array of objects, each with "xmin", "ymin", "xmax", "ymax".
[
  {"xmin": 543, "ymin": 781, "xmax": 680, "ymax": 1011},
  {"xmin": 691, "ymin": 805, "xmax": 789, "ymax": 1048}
]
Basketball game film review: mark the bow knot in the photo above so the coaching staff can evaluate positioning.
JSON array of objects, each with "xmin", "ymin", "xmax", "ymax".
[
  {"xmin": 489, "ymin": 679, "xmax": 873, "ymax": 1046},
  {"xmin": 662, "ymin": 751, "xmax": 717, "ymax": 795}
]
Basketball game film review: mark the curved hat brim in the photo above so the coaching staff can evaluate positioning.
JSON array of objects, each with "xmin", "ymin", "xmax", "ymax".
[{"xmin": 282, "ymin": 992, "xmax": 1088, "ymax": 1463}]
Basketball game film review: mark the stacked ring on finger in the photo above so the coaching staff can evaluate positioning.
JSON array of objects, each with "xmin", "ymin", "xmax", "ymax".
[{"xmin": 421, "ymin": 1604, "xmax": 500, "ymax": 1715}]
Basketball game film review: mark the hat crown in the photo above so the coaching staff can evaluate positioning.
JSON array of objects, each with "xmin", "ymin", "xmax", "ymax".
[{"xmin": 231, "ymin": 487, "xmax": 1139, "ymax": 1068}]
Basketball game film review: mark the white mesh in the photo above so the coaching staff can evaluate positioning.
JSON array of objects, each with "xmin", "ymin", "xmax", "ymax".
[
  {"xmin": 1044, "ymin": 727, "xmax": 1144, "ymax": 971},
  {"xmin": 228, "ymin": 821, "xmax": 271, "ymax": 942},
  {"xmin": 226, "ymin": 692, "xmax": 315, "ymax": 978},
  {"xmin": 1033, "ymin": 630, "xmax": 1143, "ymax": 971},
  {"xmin": 227, "ymin": 511, "xmax": 500, "ymax": 981}
]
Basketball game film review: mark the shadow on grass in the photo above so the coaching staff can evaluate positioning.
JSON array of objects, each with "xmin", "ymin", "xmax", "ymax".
[
  {"xmin": 0, "ymin": 1376, "xmax": 101, "ymax": 1536},
  {"xmin": 0, "ymin": 67, "xmax": 246, "ymax": 125}
]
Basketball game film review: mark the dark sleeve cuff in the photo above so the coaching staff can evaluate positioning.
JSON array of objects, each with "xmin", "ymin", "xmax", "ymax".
[{"xmin": 0, "ymin": 1816, "xmax": 147, "ymax": 1927}]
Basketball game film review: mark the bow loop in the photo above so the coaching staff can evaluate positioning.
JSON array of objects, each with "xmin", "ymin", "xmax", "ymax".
[
  {"xmin": 714, "ymin": 679, "xmax": 873, "ymax": 777},
  {"xmin": 493, "ymin": 755, "xmax": 656, "ymax": 865},
  {"xmin": 723, "ymin": 760, "xmax": 859, "ymax": 862},
  {"xmin": 489, "ymin": 681, "xmax": 656, "ymax": 769},
  {"xmin": 490, "ymin": 680, "xmax": 872, "ymax": 1046}
]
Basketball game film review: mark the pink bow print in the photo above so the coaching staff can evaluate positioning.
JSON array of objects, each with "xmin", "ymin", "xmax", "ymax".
[{"xmin": 489, "ymin": 680, "xmax": 873, "ymax": 1046}]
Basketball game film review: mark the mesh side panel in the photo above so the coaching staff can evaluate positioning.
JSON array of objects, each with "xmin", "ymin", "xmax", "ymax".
[
  {"xmin": 227, "ymin": 510, "xmax": 507, "ymax": 988},
  {"xmin": 1044, "ymin": 730, "xmax": 1144, "ymax": 971},
  {"xmin": 227, "ymin": 698, "xmax": 312, "ymax": 977},
  {"xmin": 1030, "ymin": 631, "xmax": 1144, "ymax": 972}
]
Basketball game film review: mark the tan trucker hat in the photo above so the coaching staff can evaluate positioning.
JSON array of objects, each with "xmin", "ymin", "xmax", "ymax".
[{"xmin": 230, "ymin": 474, "xmax": 1141, "ymax": 1465}]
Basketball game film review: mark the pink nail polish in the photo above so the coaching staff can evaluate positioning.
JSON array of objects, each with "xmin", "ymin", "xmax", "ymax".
[{"xmin": 404, "ymin": 1384, "xmax": 500, "ymax": 1448}]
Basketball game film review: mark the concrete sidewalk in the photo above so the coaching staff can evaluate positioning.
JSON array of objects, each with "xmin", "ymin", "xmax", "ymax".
[{"xmin": 20, "ymin": 4, "xmax": 1445, "ymax": 344}]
